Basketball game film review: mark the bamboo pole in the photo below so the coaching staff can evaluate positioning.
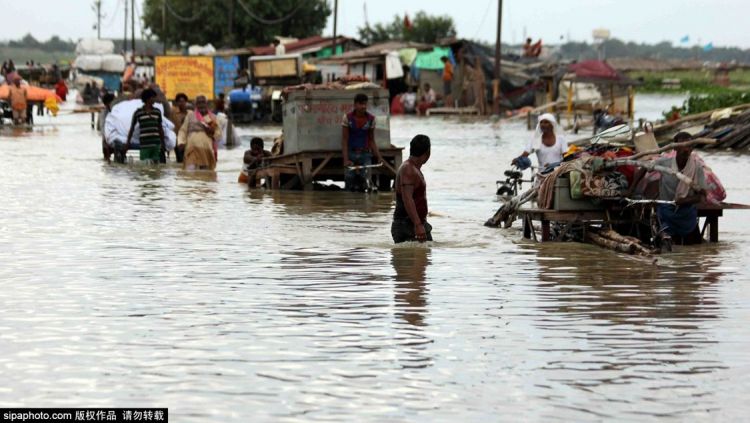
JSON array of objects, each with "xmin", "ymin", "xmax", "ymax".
[
  {"xmin": 586, "ymin": 232, "xmax": 636, "ymax": 254},
  {"xmin": 604, "ymin": 159, "xmax": 702, "ymax": 192},
  {"xmin": 598, "ymin": 229, "xmax": 653, "ymax": 256},
  {"xmin": 623, "ymin": 138, "xmax": 716, "ymax": 161},
  {"xmin": 485, "ymin": 187, "xmax": 537, "ymax": 227}
]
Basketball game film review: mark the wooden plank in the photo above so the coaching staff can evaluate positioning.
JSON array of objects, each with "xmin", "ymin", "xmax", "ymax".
[
  {"xmin": 519, "ymin": 209, "xmax": 608, "ymax": 222},
  {"xmin": 301, "ymin": 157, "xmax": 313, "ymax": 190},
  {"xmin": 271, "ymin": 169, "xmax": 280, "ymax": 189},
  {"xmin": 427, "ymin": 106, "xmax": 479, "ymax": 116},
  {"xmin": 708, "ymin": 215, "xmax": 719, "ymax": 242},
  {"xmin": 523, "ymin": 214, "xmax": 532, "ymax": 239},
  {"xmin": 541, "ymin": 220, "xmax": 551, "ymax": 241},
  {"xmin": 268, "ymin": 147, "xmax": 403, "ymax": 161},
  {"xmin": 310, "ymin": 154, "xmax": 333, "ymax": 179}
]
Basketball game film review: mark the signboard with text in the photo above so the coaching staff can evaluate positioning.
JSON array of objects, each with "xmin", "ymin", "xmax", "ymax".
[
  {"xmin": 155, "ymin": 56, "xmax": 215, "ymax": 100},
  {"xmin": 213, "ymin": 55, "xmax": 239, "ymax": 98}
]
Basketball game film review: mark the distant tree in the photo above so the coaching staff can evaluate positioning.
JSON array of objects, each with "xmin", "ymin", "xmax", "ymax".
[
  {"xmin": 141, "ymin": 0, "xmax": 331, "ymax": 49},
  {"xmin": 358, "ymin": 22, "xmax": 394, "ymax": 45},
  {"xmin": 9, "ymin": 34, "xmax": 41, "ymax": 49},
  {"xmin": 358, "ymin": 11, "xmax": 456, "ymax": 44},
  {"xmin": 4, "ymin": 34, "xmax": 75, "ymax": 52},
  {"xmin": 555, "ymin": 38, "xmax": 750, "ymax": 63},
  {"xmin": 42, "ymin": 36, "xmax": 75, "ymax": 52}
]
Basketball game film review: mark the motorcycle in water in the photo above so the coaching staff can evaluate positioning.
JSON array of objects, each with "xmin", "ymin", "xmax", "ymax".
[{"xmin": 593, "ymin": 109, "xmax": 626, "ymax": 135}]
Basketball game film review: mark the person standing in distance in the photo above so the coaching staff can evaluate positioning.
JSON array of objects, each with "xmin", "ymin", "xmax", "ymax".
[
  {"xmin": 392, "ymin": 135, "xmax": 432, "ymax": 243},
  {"xmin": 341, "ymin": 93, "xmax": 384, "ymax": 191}
]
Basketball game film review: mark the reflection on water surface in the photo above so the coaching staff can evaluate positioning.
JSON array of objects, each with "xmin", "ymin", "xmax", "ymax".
[{"xmin": 1, "ymin": 95, "xmax": 748, "ymax": 421}]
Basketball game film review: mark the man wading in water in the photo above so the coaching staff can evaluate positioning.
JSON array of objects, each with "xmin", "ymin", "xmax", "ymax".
[{"xmin": 392, "ymin": 135, "xmax": 432, "ymax": 243}]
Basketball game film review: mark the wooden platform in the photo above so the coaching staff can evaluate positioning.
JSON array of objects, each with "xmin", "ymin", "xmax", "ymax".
[
  {"xmin": 250, "ymin": 147, "xmax": 403, "ymax": 190},
  {"xmin": 426, "ymin": 106, "xmax": 479, "ymax": 116},
  {"xmin": 518, "ymin": 203, "xmax": 750, "ymax": 243}
]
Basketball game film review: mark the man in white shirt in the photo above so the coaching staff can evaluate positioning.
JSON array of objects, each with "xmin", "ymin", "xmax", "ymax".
[
  {"xmin": 512, "ymin": 113, "xmax": 567, "ymax": 170},
  {"xmin": 273, "ymin": 39, "xmax": 286, "ymax": 56}
]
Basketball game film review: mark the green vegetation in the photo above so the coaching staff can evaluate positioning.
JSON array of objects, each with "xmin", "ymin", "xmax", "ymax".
[
  {"xmin": 357, "ymin": 11, "xmax": 456, "ymax": 45},
  {"xmin": 662, "ymin": 91, "xmax": 750, "ymax": 119},
  {"xmin": 0, "ymin": 34, "xmax": 75, "ymax": 64},
  {"xmin": 628, "ymin": 69, "xmax": 750, "ymax": 94},
  {"xmin": 0, "ymin": 47, "xmax": 73, "ymax": 65},
  {"xmin": 142, "ymin": 0, "xmax": 331, "ymax": 48},
  {"xmin": 561, "ymin": 39, "xmax": 750, "ymax": 63},
  {"xmin": 1, "ymin": 34, "xmax": 75, "ymax": 52}
]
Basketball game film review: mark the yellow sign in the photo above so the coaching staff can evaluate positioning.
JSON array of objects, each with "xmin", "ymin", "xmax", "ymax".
[{"xmin": 155, "ymin": 56, "xmax": 215, "ymax": 100}]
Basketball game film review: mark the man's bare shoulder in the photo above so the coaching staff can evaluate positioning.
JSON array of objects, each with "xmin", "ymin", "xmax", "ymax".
[{"xmin": 397, "ymin": 160, "xmax": 419, "ymax": 180}]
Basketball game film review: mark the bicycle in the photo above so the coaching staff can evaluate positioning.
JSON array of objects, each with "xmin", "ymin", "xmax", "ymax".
[{"xmin": 496, "ymin": 166, "xmax": 535, "ymax": 197}]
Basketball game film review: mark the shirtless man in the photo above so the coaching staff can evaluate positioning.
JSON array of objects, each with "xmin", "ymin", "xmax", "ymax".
[{"xmin": 392, "ymin": 134, "xmax": 432, "ymax": 243}]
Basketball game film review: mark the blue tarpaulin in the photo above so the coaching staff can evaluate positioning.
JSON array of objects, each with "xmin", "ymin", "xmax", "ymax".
[
  {"xmin": 85, "ymin": 71, "xmax": 122, "ymax": 92},
  {"xmin": 214, "ymin": 56, "xmax": 239, "ymax": 97}
]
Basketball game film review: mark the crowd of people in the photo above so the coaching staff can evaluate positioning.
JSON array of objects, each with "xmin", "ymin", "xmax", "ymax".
[
  {"xmin": 98, "ymin": 76, "xmax": 234, "ymax": 172},
  {"xmin": 1, "ymin": 60, "xmax": 68, "ymax": 125}
]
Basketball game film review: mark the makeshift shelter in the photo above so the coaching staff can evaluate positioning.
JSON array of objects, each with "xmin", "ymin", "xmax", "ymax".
[
  {"xmin": 558, "ymin": 60, "xmax": 637, "ymax": 118},
  {"xmin": 315, "ymin": 41, "xmax": 431, "ymax": 85}
]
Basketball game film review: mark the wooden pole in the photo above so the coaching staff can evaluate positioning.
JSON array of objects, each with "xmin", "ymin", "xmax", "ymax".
[
  {"xmin": 227, "ymin": 0, "xmax": 234, "ymax": 47},
  {"xmin": 332, "ymin": 0, "xmax": 338, "ymax": 56},
  {"xmin": 131, "ymin": 0, "xmax": 136, "ymax": 59},
  {"xmin": 162, "ymin": 0, "xmax": 167, "ymax": 54},
  {"xmin": 95, "ymin": 0, "xmax": 102, "ymax": 39},
  {"xmin": 492, "ymin": 0, "xmax": 503, "ymax": 115},
  {"xmin": 123, "ymin": 0, "xmax": 128, "ymax": 55}
]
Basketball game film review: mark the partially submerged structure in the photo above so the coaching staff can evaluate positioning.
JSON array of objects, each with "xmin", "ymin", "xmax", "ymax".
[{"xmin": 250, "ymin": 86, "xmax": 402, "ymax": 190}]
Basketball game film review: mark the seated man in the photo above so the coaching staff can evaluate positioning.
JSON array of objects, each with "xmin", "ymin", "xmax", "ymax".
[
  {"xmin": 401, "ymin": 87, "xmax": 417, "ymax": 114},
  {"xmin": 654, "ymin": 132, "xmax": 708, "ymax": 249},
  {"xmin": 341, "ymin": 93, "xmax": 384, "ymax": 191},
  {"xmin": 416, "ymin": 83, "xmax": 436, "ymax": 116},
  {"xmin": 239, "ymin": 137, "xmax": 271, "ymax": 185}
]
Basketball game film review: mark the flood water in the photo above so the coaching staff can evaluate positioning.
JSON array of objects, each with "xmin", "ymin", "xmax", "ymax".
[{"xmin": 1, "ymin": 93, "xmax": 749, "ymax": 421}]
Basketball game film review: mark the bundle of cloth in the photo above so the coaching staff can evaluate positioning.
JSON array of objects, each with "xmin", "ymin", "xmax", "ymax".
[{"xmin": 104, "ymin": 99, "xmax": 176, "ymax": 150}]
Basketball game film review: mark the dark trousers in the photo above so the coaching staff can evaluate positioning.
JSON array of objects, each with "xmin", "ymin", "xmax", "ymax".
[
  {"xmin": 392, "ymin": 218, "xmax": 433, "ymax": 243},
  {"xmin": 345, "ymin": 150, "xmax": 372, "ymax": 191},
  {"xmin": 113, "ymin": 141, "xmax": 128, "ymax": 164},
  {"xmin": 174, "ymin": 144, "xmax": 185, "ymax": 163}
]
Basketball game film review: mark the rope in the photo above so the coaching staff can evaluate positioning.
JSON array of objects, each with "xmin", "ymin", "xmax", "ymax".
[
  {"xmin": 104, "ymin": 0, "xmax": 122, "ymax": 29},
  {"xmin": 163, "ymin": 0, "xmax": 203, "ymax": 23},
  {"xmin": 472, "ymin": 0, "xmax": 494, "ymax": 39},
  {"xmin": 236, "ymin": 0, "xmax": 305, "ymax": 25}
]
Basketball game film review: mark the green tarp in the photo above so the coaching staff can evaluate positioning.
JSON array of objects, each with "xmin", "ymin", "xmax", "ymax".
[
  {"xmin": 312, "ymin": 45, "xmax": 344, "ymax": 59},
  {"xmin": 414, "ymin": 46, "xmax": 453, "ymax": 70},
  {"xmin": 398, "ymin": 48, "xmax": 418, "ymax": 66}
]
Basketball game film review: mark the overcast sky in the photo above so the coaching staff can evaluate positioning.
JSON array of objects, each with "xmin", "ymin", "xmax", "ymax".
[{"xmin": 2, "ymin": 0, "xmax": 749, "ymax": 49}]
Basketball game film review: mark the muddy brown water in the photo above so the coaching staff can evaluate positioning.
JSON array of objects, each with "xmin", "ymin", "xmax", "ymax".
[{"xmin": 1, "ymin": 94, "xmax": 749, "ymax": 421}]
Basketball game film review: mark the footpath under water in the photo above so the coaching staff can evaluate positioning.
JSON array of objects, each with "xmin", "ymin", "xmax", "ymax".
[{"xmin": 1, "ymin": 94, "xmax": 749, "ymax": 421}]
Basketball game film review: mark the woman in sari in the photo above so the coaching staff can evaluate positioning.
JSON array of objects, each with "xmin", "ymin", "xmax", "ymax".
[{"xmin": 177, "ymin": 95, "xmax": 221, "ymax": 170}]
